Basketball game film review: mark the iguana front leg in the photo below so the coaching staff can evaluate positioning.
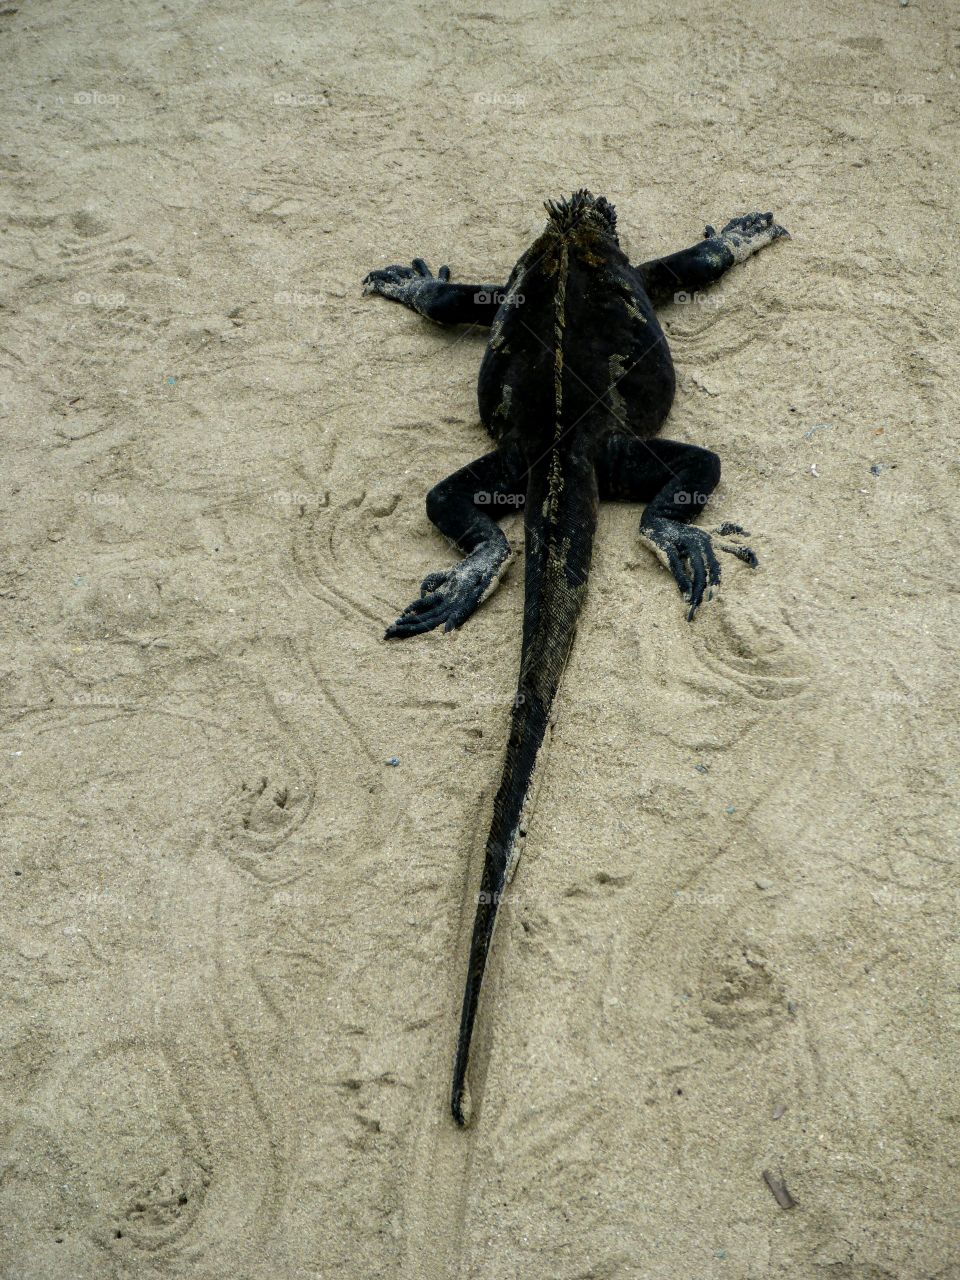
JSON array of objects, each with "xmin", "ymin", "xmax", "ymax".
[
  {"xmin": 638, "ymin": 211, "xmax": 789, "ymax": 306},
  {"xmin": 597, "ymin": 434, "xmax": 757, "ymax": 619},
  {"xmin": 363, "ymin": 258, "xmax": 507, "ymax": 326},
  {"xmin": 386, "ymin": 450, "xmax": 525, "ymax": 638}
]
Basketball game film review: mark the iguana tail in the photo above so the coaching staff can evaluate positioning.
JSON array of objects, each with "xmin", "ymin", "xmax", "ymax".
[{"xmin": 451, "ymin": 446, "xmax": 598, "ymax": 1124}]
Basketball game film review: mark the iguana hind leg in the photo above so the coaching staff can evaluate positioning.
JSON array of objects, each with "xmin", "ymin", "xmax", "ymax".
[
  {"xmin": 638, "ymin": 211, "xmax": 789, "ymax": 306},
  {"xmin": 363, "ymin": 258, "xmax": 506, "ymax": 326},
  {"xmin": 597, "ymin": 434, "xmax": 756, "ymax": 619},
  {"xmin": 386, "ymin": 450, "xmax": 525, "ymax": 638}
]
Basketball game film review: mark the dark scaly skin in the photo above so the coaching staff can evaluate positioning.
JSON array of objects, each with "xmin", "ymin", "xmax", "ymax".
[{"xmin": 362, "ymin": 191, "xmax": 788, "ymax": 1124}]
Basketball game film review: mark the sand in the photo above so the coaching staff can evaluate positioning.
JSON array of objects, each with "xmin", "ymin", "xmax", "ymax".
[{"xmin": 2, "ymin": 1, "xmax": 958, "ymax": 1277}]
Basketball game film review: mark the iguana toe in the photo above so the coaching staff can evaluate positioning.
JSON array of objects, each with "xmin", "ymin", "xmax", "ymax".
[
  {"xmin": 363, "ymin": 258, "xmax": 450, "ymax": 299},
  {"xmin": 362, "ymin": 263, "xmax": 422, "ymax": 298},
  {"xmin": 716, "ymin": 211, "xmax": 790, "ymax": 263},
  {"xmin": 711, "ymin": 522, "xmax": 758, "ymax": 567},
  {"xmin": 640, "ymin": 516, "xmax": 739, "ymax": 621},
  {"xmin": 385, "ymin": 546, "xmax": 512, "ymax": 639}
]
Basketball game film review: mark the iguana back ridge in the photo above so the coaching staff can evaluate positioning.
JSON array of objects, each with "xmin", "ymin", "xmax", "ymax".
[{"xmin": 362, "ymin": 190, "xmax": 788, "ymax": 1124}]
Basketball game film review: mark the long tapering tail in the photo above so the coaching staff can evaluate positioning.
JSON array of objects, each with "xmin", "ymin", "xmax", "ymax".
[{"xmin": 451, "ymin": 447, "xmax": 598, "ymax": 1124}]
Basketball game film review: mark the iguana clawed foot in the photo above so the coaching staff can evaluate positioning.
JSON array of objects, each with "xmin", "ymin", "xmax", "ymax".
[
  {"xmin": 712, "ymin": 521, "xmax": 759, "ymax": 567},
  {"xmin": 362, "ymin": 258, "xmax": 451, "ymax": 309},
  {"xmin": 640, "ymin": 516, "xmax": 757, "ymax": 621},
  {"xmin": 385, "ymin": 541, "xmax": 512, "ymax": 638},
  {"xmin": 715, "ymin": 211, "xmax": 790, "ymax": 263}
]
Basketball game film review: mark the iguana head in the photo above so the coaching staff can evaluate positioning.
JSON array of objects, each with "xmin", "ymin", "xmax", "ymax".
[{"xmin": 543, "ymin": 189, "xmax": 618, "ymax": 243}]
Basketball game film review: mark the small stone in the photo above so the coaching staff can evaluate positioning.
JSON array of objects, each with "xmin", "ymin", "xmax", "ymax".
[
  {"xmin": 755, "ymin": 877, "xmax": 774, "ymax": 891},
  {"xmin": 385, "ymin": 757, "xmax": 400, "ymax": 767}
]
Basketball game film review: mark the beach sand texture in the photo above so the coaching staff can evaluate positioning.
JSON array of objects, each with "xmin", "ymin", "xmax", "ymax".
[{"xmin": 1, "ymin": 2, "xmax": 958, "ymax": 1277}]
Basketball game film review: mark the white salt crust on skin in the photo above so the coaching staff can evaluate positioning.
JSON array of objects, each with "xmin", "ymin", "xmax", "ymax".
[
  {"xmin": 476, "ymin": 548, "xmax": 514, "ymax": 606},
  {"xmin": 719, "ymin": 219, "xmax": 785, "ymax": 264}
]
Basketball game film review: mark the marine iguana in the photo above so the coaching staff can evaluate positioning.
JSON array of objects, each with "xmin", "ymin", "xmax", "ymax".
[{"xmin": 362, "ymin": 191, "xmax": 788, "ymax": 1125}]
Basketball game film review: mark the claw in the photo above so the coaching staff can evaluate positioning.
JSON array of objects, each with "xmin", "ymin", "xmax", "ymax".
[
  {"xmin": 686, "ymin": 543, "xmax": 707, "ymax": 620},
  {"xmin": 719, "ymin": 543, "xmax": 759, "ymax": 568},
  {"xmin": 717, "ymin": 211, "xmax": 789, "ymax": 263},
  {"xmin": 385, "ymin": 544, "xmax": 511, "ymax": 640},
  {"xmin": 641, "ymin": 515, "xmax": 754, "ymax": 621},
  {"xmin": 362, "ymin": 257, "xmax": 449, "ymax": 303},
  {"xmin": 711, "ymin": 521, "xmax": 758, "ymax": 568},
  {"xmin": 420, "ymin": 570, "xmax": 448, "ymax": 594},
  {"xmin": 663, "ymin": 542, "xmax": 691, "ymax": 599}
]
